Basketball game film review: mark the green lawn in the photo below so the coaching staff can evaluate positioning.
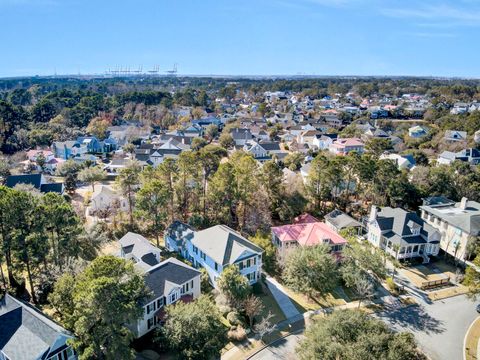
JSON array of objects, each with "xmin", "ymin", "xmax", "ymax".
[{"xmin": 255, "ymin": 280, "xmax": 286, "ymax": 324}]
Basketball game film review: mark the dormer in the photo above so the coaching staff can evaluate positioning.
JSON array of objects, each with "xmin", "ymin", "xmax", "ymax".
[{"xmin": 407, "ymin": 220, "xmax": 421, "ymax": 236}]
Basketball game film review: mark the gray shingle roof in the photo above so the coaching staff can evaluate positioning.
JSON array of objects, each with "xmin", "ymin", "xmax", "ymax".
[
  {"xmin": 119, "ymin": 232, "xmax": 161, "ymax": 270},
  {"xmin": 191, "ymin": 225, "xmax": 263, "ymax": 266},
  {"xmin": 144, "ymin": 258, "xmax": 200, "ymax": 302},
  {"xmin": 376, "ymin": 207, "xmax": 423, "ymax": 236},
  {"xmin": 325, "ymin": 209, "xmax": 361, "ymax": 230},
  {"xmin": 0, "ymin": 294, "xmax": 72, "ymax": 360}
]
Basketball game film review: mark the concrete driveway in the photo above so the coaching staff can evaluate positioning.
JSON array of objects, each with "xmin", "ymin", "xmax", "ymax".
[{"xmin": 264, "ymin": 277, "xmax": 300, "ymax": 319}]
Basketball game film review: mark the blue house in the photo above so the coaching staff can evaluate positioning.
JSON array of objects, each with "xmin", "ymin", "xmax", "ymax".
[
  {"xmin": 165, "ymin": 223, "xmax": 263, "ymax": 288},
  {"xmin": 192, "ymin": 117, "xmax": 223, "ymax": 130}
]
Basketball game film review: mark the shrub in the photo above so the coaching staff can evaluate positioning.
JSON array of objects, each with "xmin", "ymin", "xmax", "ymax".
[
  {"xmin": 386, "ymin": 277, "xmax": 397, "ymax": 293},
  {"xmin": 227, "ymin": 326, "xmax": 247, "ymax": 342},
  {"xmin": 227, "ymin": 311, "xmax": 243, "ymax": 326}
]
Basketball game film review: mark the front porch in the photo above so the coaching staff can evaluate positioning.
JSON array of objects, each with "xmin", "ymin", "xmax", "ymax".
[{"xmin": 382, "ymin": 239, "xmax": 440, "ymax": 264}]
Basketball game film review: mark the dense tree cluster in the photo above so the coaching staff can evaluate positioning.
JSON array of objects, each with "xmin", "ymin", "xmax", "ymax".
[
  {"xmin": 297, "ymin": 310, "xmax": 426, "ymax": 360},
  {"xmin": 0, "ymin": 186, "xmax": 102, "ymax": 303}
]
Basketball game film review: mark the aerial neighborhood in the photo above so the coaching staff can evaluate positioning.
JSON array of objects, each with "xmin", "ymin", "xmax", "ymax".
[{"xmin": 0, "ymin": 76, "xmax": 480, "ymax": 360}]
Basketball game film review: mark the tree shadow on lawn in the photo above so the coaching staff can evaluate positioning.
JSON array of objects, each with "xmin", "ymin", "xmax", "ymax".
[{"xmin": 377, "ymin": 304, "xmax": 445, "ymax": 335}]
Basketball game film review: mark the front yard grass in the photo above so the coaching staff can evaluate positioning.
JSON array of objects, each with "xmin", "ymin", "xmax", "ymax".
[
  {"xmin": 255, "ymin": 280, "xmax": 286, "ymax": 324},
  {"xmin": 282, "ymin": 286, "xmax": 347, "ymax": 313}
]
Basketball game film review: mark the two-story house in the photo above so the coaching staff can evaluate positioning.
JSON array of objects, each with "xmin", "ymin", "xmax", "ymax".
[
  {"xmin": 328, "ymin": 138, "xmax": 365, "ymax": 155},
  {"xmin": 136, "ymin": 258, "xmax": 201, "ymax": 337},
  {"xmin": 366, "ymin": 206, "xmax": 441, "ymax": 263},
  {"xmin": 271, "ymin": 213, "xmax": 347, "ymax": 259},
  {"xmin": 52, "ymin": 141, "xmax": 88, "ymax": 160},
  {"xmin": 420, "ymin": 197, "xmax": 480, "ymax": 261},
  {"xmin": 118, "ymin": 232, "xmax": 201, "ymax": 337},
  {"xmin": 165, "ymin": 223, "xmax": 263, "ymax": 288},
  {"xmin": 0, "ymin": 292, "xmax": 77, "ymax": 360}
]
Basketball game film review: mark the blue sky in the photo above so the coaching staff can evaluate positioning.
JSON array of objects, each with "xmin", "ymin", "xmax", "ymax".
[{"xmin": 1, "ymin": 0, "xmax": 479, "ymax": 77}]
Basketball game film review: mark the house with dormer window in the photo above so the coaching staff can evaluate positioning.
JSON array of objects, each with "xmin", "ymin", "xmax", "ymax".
[
  {"xmin": 136, "ymin": 258, "xmax": 201, "ymax": 337},
  {"xmin": 117, "ymin": 232, "xmax": 201, "ymax": 337},
  {"xmin": 165, "ymin": 223, "xmax": 263, "ymax": 288},
  {"xmin": 366, "ymin": 206, "xmax": 441, "ymax": 263}
]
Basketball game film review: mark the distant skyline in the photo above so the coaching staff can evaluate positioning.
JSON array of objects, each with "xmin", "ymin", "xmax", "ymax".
[{"xmin": 1, "ymin": 0, "xmax": 480, "ymax": 78}]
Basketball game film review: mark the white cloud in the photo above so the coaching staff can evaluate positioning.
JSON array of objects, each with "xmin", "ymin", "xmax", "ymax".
[{"xmin": 381, "ymin": 3, "xmax": 480, "ymax": 24}]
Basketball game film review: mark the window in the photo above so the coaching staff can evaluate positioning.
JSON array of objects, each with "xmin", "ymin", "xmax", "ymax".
[
  {"xmin": 214, "ymin": 262, "xmax": 218, "ymax": 271},
  {"xmin": 147, "ymin": 318, "xmax": 154, "ymax": 330},
  {"xmin": 238, "ymin": 262, "xmax": 244, "ymax": 270},
  {"xmin": 246, "ymin": 259, "xmax": 251, "ymax": 268},
  {"xmin": 253, "ymin": 257, "xmax": 257, "ymax": 265},
  {"xmin": 200, "ymin": 251, "xmax": 206, "ymax": 261},
  {"xmin": 170, "ymin": 292, "xmax": 178, "ymax": 303},
  {"xmin": 157, "ymin": 298, "xmax": 163, "ymax": 308},
  {"xmin": 193, "ymin": 245, "xmax": 198, "ymax": 254},
  {"xmin": 146, "ymin": 304, "xmax": 151, "ymax": 314}
]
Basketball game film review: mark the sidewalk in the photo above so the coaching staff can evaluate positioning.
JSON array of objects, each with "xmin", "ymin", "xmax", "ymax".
[
  {"xmin": 222, "ymin": 291, "xmax": 395, "ymax": 360},
  {"xmin": 264, "ymin": 276, "xmax": 300, "ymax": 318}
]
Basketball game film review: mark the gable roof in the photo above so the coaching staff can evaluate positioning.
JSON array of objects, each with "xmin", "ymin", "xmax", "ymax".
[
  {"xmin": 144, "ymin": 258, "xmax": 201, "ymax": 302},
  {"xmin": 191, "ymin": 225, "xmax": 263, "ymax": 266},
  {"xmin": 6, "ymin": 174, "xmax": 42, "ymax": 189},
  {"xmin": 325, "ymin": 209, "xmax": 362, "ymax": 229},
  {"xmin": 119, "ymin": 232, "xmax": 161, "ymax": 271},
  {"xmin": 0, "ymin": 293, "xmax": 72, "ymax": 360},
  {"xmin": 375, "ymin": 207, "xmax": 423, "ymax": 236}
]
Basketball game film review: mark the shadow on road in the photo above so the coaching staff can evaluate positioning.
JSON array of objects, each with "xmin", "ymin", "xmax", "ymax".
[{"xmin": 378, "ymin": 305, "xmax": 445, "ymax": 334}]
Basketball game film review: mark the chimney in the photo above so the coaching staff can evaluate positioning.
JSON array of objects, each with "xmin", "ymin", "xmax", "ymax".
[
  {"xmin": 369, "ymin": 205, "xmax": 378, "ymax": 222},
  {"xmin": 460, "ymin": 197, "xmax": 468, "ymax": 210}
]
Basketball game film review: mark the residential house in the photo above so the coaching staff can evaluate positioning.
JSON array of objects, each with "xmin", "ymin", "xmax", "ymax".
[
  {"xmin": 366, "ymin": 206, "xmax": 441, "ymax": 263},
  {"xmin": 165, "ymin": 221, "xmax": 195, "ymax": 254},
  {"xmin": 437, "ymin": 148, "xmax": 480, "ymax": 166},
  {"xmin": 117, "ymin": 232, "xmax": 201, "ymax": 337},
  {"xmin": 103, "ymin": 158, "xmax": 131, "ymax": 175},
  {"xmin": 182, "ymin": 124, "xmax": 203, "ymax": 138},
  {"xmin": 380, "ymin": 153, "xmax": 416, "ymax": 170},
  {"xmin": 192, "ymin": 117, "xmax": 223, "ymax": 131},
  {"xmin": 165, "ymin": 223, "xmax": 263, "ymax": 288},
  {"xmin": 5, "ymin": 174, "xmax": 64, "ymax": 194},
  {"xmin": 408, "ymin": 125, "xmax": 428, "ymax": 138},
  {"xmin": 89, "ymin": 185, "xmax": 129, "ymax": 215},
  {"xmin": 271, "ymin": 213, "xmax": 347, "ymax": 258},
  {"xmin": 420, "ymin": 197, "xmax": 480, "ymax": 261},
  {"xmin": 324, "ymin": 209, "xmax": 362, "ymax": 234},
  {"xmin": 243, "ymin": 141, "xmax": 270, "ymax": 162},
  {"xmin": 119, "ymin": 232, "xmax": 162, "ymax": 271},
  {"xmin": 230, "ymin": 128, "xmax": 253, "ymax": 146},
  {"xmin": 445, "ymin": 130, "xmax": 467, "ymax": 142},
  {"xmin": 52, "ymin": 140, "xmax": 88, "ymax": 160},
  {"xmin": 329, "ymin": 138, "xmax": 365, "ymax": 155},
  {"xmin": 0, "ymin": 292, "xmax": 76, "ymax": 360},
  {"xmin": 298, "ymin": 130, "xmax": 321, "ymax": 148},
  {"xmin": 313, "ymin": 134, "xmax": 337, "ymax": 150},
  {"xmin": 450, "ymin": 102, "xmax": 469, "ymax": 115}
]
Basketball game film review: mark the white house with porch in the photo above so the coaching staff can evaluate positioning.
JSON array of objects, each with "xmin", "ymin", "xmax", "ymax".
[{"xmin": 366, "ymin": 206, "xmax": 441, "ymax": 263}]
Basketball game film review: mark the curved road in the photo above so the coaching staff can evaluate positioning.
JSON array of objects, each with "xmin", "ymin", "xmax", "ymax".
[{"xmin": 249, "ymin": 295, "xmax": 478, "ymax": 360}]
